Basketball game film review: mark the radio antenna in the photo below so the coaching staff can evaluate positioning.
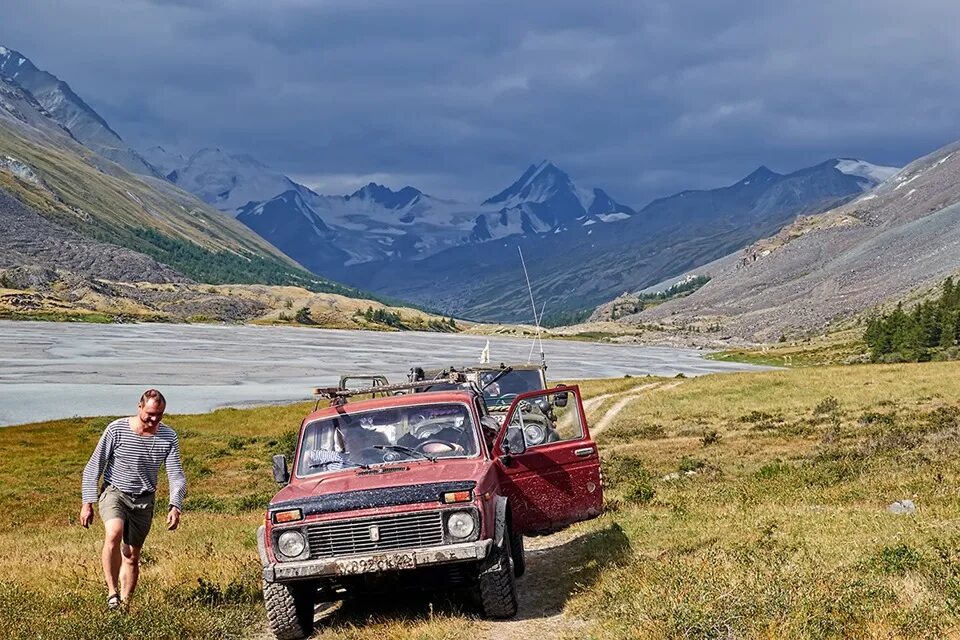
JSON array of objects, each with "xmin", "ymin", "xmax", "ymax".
[
  {"xmin": 527, "ymin": 300, "xmax": 547, "ymax": 363},
  {"xmin": 519, "ymin": 247, "xmax": 546, "ymax": 368}
]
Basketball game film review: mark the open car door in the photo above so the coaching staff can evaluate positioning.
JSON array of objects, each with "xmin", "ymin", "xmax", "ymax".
[{"xmin": 493, "ymin": 385, "xmax": 603, "ymax": 535}]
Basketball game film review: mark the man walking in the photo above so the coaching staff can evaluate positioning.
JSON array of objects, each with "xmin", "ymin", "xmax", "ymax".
[{"xmin": 79, "ymin": 389, "xmax": 187, "ymax": 610}]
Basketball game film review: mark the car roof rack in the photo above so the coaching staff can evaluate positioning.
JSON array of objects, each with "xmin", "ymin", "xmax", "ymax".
[{"xmin": 313, "ymin": 372, "xmax": 470, "ymax": 408}]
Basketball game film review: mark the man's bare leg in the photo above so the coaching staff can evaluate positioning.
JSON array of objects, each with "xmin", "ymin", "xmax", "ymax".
[
  {"xmin": 101, "ymin": 518, "xmax": 124, "ymax": 599},
  {"xmin": 119, "ymin": 543, "xmax": 142, "ymax": 603}
]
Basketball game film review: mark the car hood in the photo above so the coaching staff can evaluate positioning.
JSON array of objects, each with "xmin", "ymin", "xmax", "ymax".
[{"xmin": 271, "ymin": 457, "xmax": 492, "ymax": 505}]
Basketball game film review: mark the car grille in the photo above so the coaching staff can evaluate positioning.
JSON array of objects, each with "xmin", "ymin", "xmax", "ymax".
[{"xmin": 306, "ymin": 510, "xmax": 444, "ymax": 559}]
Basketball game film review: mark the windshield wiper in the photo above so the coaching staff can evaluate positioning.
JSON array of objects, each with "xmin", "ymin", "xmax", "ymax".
[
  {"xmin": 373, "ymin": 444, "xmax": 437, "ymax": 463},
  {"xmin": 308, "ymin": 459, "xmax": 370, "ymax": 470}
]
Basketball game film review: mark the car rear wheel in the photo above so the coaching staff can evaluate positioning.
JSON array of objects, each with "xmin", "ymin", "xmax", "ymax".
[
  {"xmin": 263, "ymin": 579, "xmax": 315, "ymax": 640},
  {"xmin": 477, "ymin": 528, "xmax": 519, "ymax": 618}
]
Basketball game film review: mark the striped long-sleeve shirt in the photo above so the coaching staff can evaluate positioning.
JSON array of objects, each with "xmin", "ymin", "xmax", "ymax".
[{"xmin": 81, "ymin": 417, "xmax": 187, "ymax": 511}]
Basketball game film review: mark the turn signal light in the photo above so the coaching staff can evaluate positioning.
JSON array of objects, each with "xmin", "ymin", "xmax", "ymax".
[
  {"xmin": 442, "ymin": 490, "xmax": 473, "ymax": 504},
  {"xmin": 273, "ymin": 509, "xmax": 303, "ymax": 523}
]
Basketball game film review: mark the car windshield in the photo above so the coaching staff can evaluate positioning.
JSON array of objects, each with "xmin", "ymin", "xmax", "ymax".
[
  {"xmin": 481, "ymin": 369, "xmax": 545, "ymax": 407},
  {"xmin": 296, "ymin": 402, "xmax": 479, "ymax": 476}
]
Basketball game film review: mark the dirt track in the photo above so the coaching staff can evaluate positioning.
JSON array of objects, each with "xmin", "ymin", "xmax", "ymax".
[{"xmin": 479, "ymin": 381, "xmax": 679, "ymax": 640}]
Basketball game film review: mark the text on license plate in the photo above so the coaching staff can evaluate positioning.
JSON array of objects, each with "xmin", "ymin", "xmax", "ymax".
[{"xmin": 334, "ymin": 553, "xmax": 416, "ymax": 575}]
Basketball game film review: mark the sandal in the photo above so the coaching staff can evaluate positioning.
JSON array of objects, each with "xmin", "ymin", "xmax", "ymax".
[{"xmin": 107, "ymin": 593, "xmax": 123, "ymax": 610}]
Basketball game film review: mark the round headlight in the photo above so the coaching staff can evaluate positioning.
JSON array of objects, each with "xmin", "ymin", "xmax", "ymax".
[
  {"xmin": 523, "ymin": 423, "xmax": 546, "ymax": 445},
  {"xmin": 277, "ymin": 530, "xmax": 306, "ymax": 558},
  {"xmin": 446, "ymin": 512, "xmax": 476, "ymax": 539}
]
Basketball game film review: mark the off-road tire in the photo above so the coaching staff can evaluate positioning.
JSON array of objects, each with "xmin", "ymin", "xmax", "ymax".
[
  {"xmin": 263, "ymin": 579, "xmax": 315, "ymax": 640},
  {"xmin": 510, "ymin": 527, "xmax": 526, "ymax": 577},
  {"xmin": 478, "ymin": 529, "xmax": 519, "ymax": 618}
]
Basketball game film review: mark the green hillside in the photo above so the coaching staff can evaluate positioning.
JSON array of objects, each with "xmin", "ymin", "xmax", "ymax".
[{"xmin": 0, "ymin": 114, "xmax": 360, "ymax": 296}]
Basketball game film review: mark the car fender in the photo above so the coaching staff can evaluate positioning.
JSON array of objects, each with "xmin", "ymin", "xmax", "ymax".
[
  {"xmin": 257, "ymin": 524, "xmax": 270, "ymax": 567},
  {"xmin": 493, "ymin": 495, "xmax": 509, "ymax": 547}
]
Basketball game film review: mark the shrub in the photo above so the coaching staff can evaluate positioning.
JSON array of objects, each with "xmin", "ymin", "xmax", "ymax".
[
  {"xmin": 273, "ymin": 429, "xmax": 299, "ymax": 461},
  {"xmin": 234, "ymin": 491, "xmax": 273, "ymax": 512},
  {"xmin": 602, "ymin": 455, "xmax": 656, "ymax": 504},
  {"xmin": 926, "ymin": 405, "xmax": 960, "ymax": 431},
  {"xmin": 814, "ymin": 396, "xmax": 841, "ymax": 416},
  {"xmin": 858, "ymin": 411, "xmax": 896, "ymax": 427},
  {"xmin": 294, "ymin": 306, "xmax": 313, "ymax": 325},
  {"xmin": 185, "ymin": 494, "xmax": 229, "ymax": 513},
  {"xmin": 755, "ymin": 461, "xmax": 791, "ymax": 480},
  {"xmin": 187, "ymin": 576, "xmax": 260, "ymax": 606},
  {"xmin": 637, "ymin": 423, "xmax": 666, "ymax": 439},
  {"xmin": 873, "ymin": 544, "xmax": 923, "ymax": 575},
  {"xmin": 679, "ymin": 457, "xmax": 706, "ymax": 473},
  {"xmin": 700, "ymin": 430, "xmax": 722, "ymax": 446}
]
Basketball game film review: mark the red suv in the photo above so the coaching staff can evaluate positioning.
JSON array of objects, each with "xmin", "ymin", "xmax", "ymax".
[{"xmin": 257, "ymin": 381, "xmax": 603, "ymax": 639}]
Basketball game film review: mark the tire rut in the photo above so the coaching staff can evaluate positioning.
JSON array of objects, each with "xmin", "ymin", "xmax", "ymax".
[
  {"xmin": 590, "ymin": 381, "xmax": 682, "ymax": 437},
  {"xmin": 481, "ymin": 380, "xmax": 681, "ymax": 640}
]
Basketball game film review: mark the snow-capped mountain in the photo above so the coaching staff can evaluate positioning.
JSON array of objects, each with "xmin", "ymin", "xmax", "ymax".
[
  {"xmin": 346, "ymin": 157, "xmax": 901, "ymax": 322},
  {"xmin": 160, "ymin": 147, "xmax": 302, "ymax": 214},
  {"xmin": 229, "ymin": 159, "xmax": 637, "ymax": 274},
  {"xmin": 141, "ymin": 145, "xmax": 186, "ymax": 181},
  {"xmin": 0, "ymin": 45, "xmax": 160, "ymax": 177},
  {"xmin": 239, "ymin": 182, "xmax": 472, "ymax": 269},
  {"xmin": 472, "ymin": 160, "xmax": 636, "ymax": 241},
  {"xmin": 834, "ymin": 158, "xmax": 900, "ymax": 189}
]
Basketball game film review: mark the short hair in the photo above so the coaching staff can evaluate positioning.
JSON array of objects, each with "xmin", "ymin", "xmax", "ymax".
[{"xmin": 139, "ymin": 388, "xmax": 167, "ymax": 407}]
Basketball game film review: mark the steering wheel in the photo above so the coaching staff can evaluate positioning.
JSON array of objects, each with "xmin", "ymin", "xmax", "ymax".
[{"xmin": 415, "ymin": 440, "xmax": 463, "ymax": 454}]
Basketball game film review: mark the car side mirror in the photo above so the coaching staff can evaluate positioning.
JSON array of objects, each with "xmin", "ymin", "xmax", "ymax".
[
  {"xmin": 502, "ymin": 427, "xmax": 527, "ymax": 457},
  {"xmin": 553, "ymin": 391, "xmax": 569, "ymax": 407},
  {"xmin": 272, "ymin": 454, "xmax": 289, "ymax": 484}
]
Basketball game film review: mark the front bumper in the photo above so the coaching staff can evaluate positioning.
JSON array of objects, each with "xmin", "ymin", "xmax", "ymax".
[{"xmin": 261, "ymin": 537, "xmax": 493, "ymax": 583}]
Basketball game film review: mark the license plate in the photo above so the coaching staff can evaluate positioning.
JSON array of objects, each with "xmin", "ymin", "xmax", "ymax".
[{"xmin": 334, "ymin": 553, "xmax": 416, "ymax": 575}]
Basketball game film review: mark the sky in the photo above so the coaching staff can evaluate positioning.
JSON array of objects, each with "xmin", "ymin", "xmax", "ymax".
[{"xmin": 2, "ymin": 0, "xmax": 960, "ymax": 206}]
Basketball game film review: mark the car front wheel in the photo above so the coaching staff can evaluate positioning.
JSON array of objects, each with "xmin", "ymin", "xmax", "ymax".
[
  {"xmin": 477, "ymin": 529, "xmax": 519, "ymax": 618},
  {"xmin": 263, "ymin": 579, "xmax": 315, "ymax": 640}
]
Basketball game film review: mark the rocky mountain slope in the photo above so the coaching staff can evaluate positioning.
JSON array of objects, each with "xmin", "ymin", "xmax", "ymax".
[
  {"xmin": 0, "ymin": 45, "xmax": 159, "ymax": 177},
  {"xmin": 0, "ymin": 187, "xmax": 184, "ymax": 284},
  {"xmin": 630, "ymin": 140, "xmax": 960, "ymax": 341},
  {"xmin": 0, "ymin": 70, "xmax": 360, "ymax": 298}
]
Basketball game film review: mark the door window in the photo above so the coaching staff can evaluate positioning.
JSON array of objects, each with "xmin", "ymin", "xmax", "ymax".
[{"xmin": 506, "ymin": 389, "xmax": 583, "ymax": 448}]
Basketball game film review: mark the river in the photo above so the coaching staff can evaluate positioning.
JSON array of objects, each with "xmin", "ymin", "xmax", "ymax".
[{"xmin": 0, "ymin": 320, "xmax": 769, "ymax": 426}]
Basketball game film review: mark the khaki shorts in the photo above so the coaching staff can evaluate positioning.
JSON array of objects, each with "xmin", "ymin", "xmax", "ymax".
[{"xmin": 98, "ymin": 485, "xmax": 156, "ymax": 548}]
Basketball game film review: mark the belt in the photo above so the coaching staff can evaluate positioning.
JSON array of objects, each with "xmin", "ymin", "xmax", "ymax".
[{"xmin": 105, "ymin": 484, "xmax": 156, "ymax": 500}]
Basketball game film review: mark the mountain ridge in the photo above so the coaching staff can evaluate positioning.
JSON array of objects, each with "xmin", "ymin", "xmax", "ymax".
[
  {"xmin": 343, "ymin": 156, "xmax": 896, "ymax": 321},
  {"xmin": 0, "ymin": 45, "xmax": 160, "ymax": 178},
  {"xmin": 627, "ymin": 140, "xmax": 960, "ymax": 341}
]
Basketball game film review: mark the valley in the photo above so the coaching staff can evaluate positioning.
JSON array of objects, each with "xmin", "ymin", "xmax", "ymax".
[{"xmin": 2, "ymin": 12, "xmax": 960, "ymax": 640}]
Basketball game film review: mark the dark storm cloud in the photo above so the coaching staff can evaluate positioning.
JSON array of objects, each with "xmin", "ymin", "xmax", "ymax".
[{"xmin": 2, "ymin": 0, "xmax": 959, "ymax": 204}]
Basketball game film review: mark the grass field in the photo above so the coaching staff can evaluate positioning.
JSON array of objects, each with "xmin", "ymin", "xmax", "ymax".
[
  {"xmin": 707, "ymin": 329, "xmax": 869, "ymax": 367},
  {"xmin": 0, "ymin": 367, "xmax": 958, "ymax": 639}
]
